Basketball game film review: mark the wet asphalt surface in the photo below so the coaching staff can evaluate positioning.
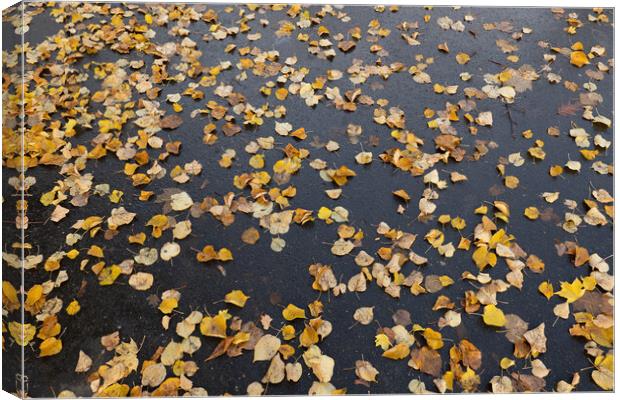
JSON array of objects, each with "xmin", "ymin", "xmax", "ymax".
[{"xmin": 2, "ymin": 3, "xmax": 614, "ymax": 396}]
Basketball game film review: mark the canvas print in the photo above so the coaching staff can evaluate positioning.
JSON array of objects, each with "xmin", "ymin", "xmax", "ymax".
[{"xmin": 1, "ymin": 1, "xmax": 614, "ymax": 397}]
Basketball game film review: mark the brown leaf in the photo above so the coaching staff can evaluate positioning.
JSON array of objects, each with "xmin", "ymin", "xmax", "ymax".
[
  {"xmin": 207, "ymin": 336, "xmax": 234, "ymax": 361},
  {"xmin": 222, "ymin": 122, "xmax": 241, "ymax": 136},
  {"xmin": 101, "ymin": 331, "xmax": 120, "ymax": 351},
  {"xmin": 503, "ymin": 314, "xmax": 529, "ymax": 343},
  {"xmin": 241, "ymin": 227, "xmax": 260, "ymax": 244},
  {"xmin": 355, "ymin": 360, "xmax": 379, "ymax": 382},
  {"xmin": 409, "ymin": 346, "xmax": 442, "ymax": 377},
  {"xmin": 75, "ymin": 350, "xmax": 92, "ymax": 373},
  {"xmin": 572, "ymin": 292, "xmax": 613, "ymax": 316},
  {"xmin": 510, "ymin": 372, "xmax": 545, "ymax": 392},
  {"xmin": 523, "ymin": 323, "xmax": 547, "ymax": 355},
  {"xmin": 338, "ymin": 40, "xmax": 356, "ymax": 52},
  {"xmin": 458, "ymin": 339, "xmax": 482, "ymax": 370},
  {"xmin": 435, "ymin": 134, "xmax": 461, "ymax": 152},
  {"xmin": 557, "ymin": 102, "xmax": 580, "ymax": 116},
  {"xmin": 160, "ymin": 115, "xmax": 183, "ymax": 129},
  {"xmin": 392, "ymin": 309, "xmax": 412, "ymax": 326}
]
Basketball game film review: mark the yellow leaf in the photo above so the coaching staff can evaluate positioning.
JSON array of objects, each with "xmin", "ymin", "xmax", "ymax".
[
  {"xmin": 524, "ymin": 207, "xmax": 540, "ymax": 220},
  {"xmin": 275, "ymin": 87, "xmax": 289, "ymax": 100},
  {"xmin": 482, "ymin": 304, "xmax": 506, "ymax": 327},
  {"xmin": 556, "ymin": 279, "xmax": 585, "ymax": 303},
  {"xmin": 594, "ymin": 354, "xmax": 613, "ymax": 371},
  {"xmin": 439, "ymin": 275, "xmax": 454, "ymax": 287},
  {"xmin": 124, "ymin": 163, "xmax": 139, "ymax": 175},
  {"xmin": 152, "ymin": 377, "xmax": 180, "ymax": 397},
  {"xmin": 438, "ymin": 214, "xmax": 451, "ymax": 224},
  {"xmin": 87, "ymin": 245, "xmax": 104, "ymax": 258},
  {"xmin": 443, "ymin": 370, "xmax": 454, "ymax": 391},
  {"xmin": 425, "ymin": 229, "xmax": 444, "ymax": 248},
  {"xmin": 500, "ymin": 357, "xmax": 515, "ymax": 369},
  {"xmin": 66, "ymin": 249, "xmax": 80, "ymax": 259},
  {"xmin": 382, "ymin": 343, "xmax": 410, "ymax": 360},
  {"xmin": 570, "ymin": 50, "xmax": 590, "ymax": 67},
  {"xmin": 66, "ymin": 300, "xmax": 81, "ymax": 315},
  {"xmin": 498, "ymin": 70, "xmax": 512, "ymax": 82},
  {"xmin": 200, "ymin": 310, "xmax": 230, "ymax": 338},
  {"xmin": 139, "ymin": 191, "xmax": 154, "ymax": 201},
  {"xmin": 489, "ymin": 229, "xmax": 508, "ymax": 248},
  {"xmin": 300, "ymin": 324, "xmax": 319, "ymax": 347},
  {"xmin": 456, "ymin": 52, "xmax": 470, "ymax": 64},
  {"xmin": 9, "ymin": 322, "xmax": 36, "ymax": 346},
  {"xmin": 217, "ymin": 248, "xmax": 233, "ymax": 261},
  {"xmin": 459, "ymin": 367, "xmax": 480, "ymax": 391},
  {"xmin": 451, "ymin": 217, "xmax": 466, "ymax": 230},
  {"xmin": 232, "ymin": 331, "xmax": 251, "ymax": 345},
  {"xmin": 582, "ymin": 276, "xmax": 596, "ymax": 291},
  {"xmin": 273, "ymin": 157, "xmax": 301, "ymax": 174},
  {"xmin": 493, "ymin": 201, "xmax": 510, "ymax": 217},
  {"xmin": 526, "ymin": 254, "xmax": 545, "ymax": 273},
  {"xmin": 375, "ymin": 333, "xmax": 391, "ymax": 350},
  {"xmin": 528, "ymin": 146, "xmax": 546, "ymax": 160},
  {"xmin": 282, "ymin": 325, "xmax": 296, "ymax": 340},
  {"xmin": 318, "ymin": 207, "xmax": 332, "ymax": 220},
  {"xmin": 2, "ymin": 281, "xmax": 20, "ymax": 311},
  {"xmin": 40, "ymin": 190, "xmax": 57, "ymax": 206},
  {"xmin": 249, "ymin": 154, "xmax": 265, "ymax": 169},
  {"xmin": 81, "ymin": 216, "xmax": 103, "ymax": 231},
  {"xmin": 159, "ymin": 298, "xmax": 178, "ymax": 314},
  {"xmin": 474, "ymin": 205, "xmax": 488, "ymax": 214},
  {"xmin": 393, "ymin": 189, "xmax": 411, "ymax": 202},
  {"xmin": 549, "ymin": 165, "xmax": 564, "ymax": 177},
  {"xmin": 458, "ymin": 237, "xmax": 471, "ymax": 250},
  {"xmin": 279, "ymin": 343, "xmax": 295, "ymax": 359},
  {"xmin": 44, "ymin": 257, "xmax": 61, "ymax": 272},
  {"xmin": 282, "ymin": 303, "xmax": 306, "ymax": 321},
  {"xmin": 504, "ymin": 175, "xmax": 519, "ymax": 189},
  {"xmin": 37, "ymin": 316, "xmax": 60, "ymax": 340},
  {"xmin": 98, "ymin": 383, "xmax": 130, "ymax": 397},
  {"xmin": 98, "ymin": 265, "xmax": 121, "ymax": 286},
  {"xmin": 224, "ymin": 290, "xmax": 249, "ymax": 308},
  {"xmin": 423, "ymin": 328, "xmax": 444, "ymax": 350},
  {"xmin": 580, "ymin": 149, "xmax": 598, "ymax": 161},
  {"xmin": 109, "ymin": 190, "xmax": 123, "ymax": 203},
  {"xmin": 571, "ymin": 41, "xmax": 584, "ymax": 51},
  {"xmin": 197, "ymin": 245, "xmax": 217, "ymax": 262},
  {"xmin": 25, "ymin": 284, "xmax": 43, "ymax": 307},
  {"xmin": 538, "ymin": 281, "xmax": 554, "ymax": 300},
  {"xmin": 39, "ymin": 337, "xmax": 62, "ymax": 357},
  {"xmin": 472, "ymin": 246, "xmax": 496, "ymax": 270},
  {"xmin": 291, "ymin": 127, "xmax": 307, "ymax": 140},
  {"xmin": 128, "ymin": 232, "xmax": 147, "ymax": 245}
]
